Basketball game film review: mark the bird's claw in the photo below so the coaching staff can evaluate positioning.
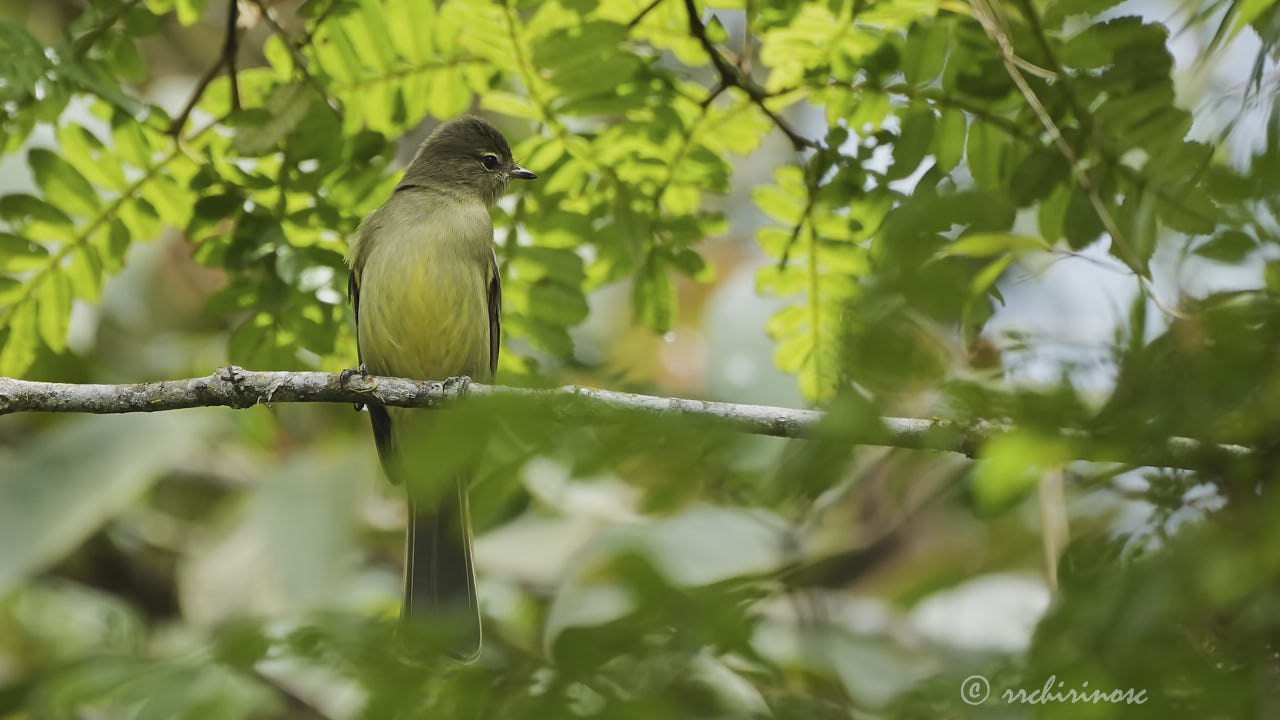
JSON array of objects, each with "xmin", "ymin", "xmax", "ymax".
[
  {"xmin": 218, "ymin": 365, "xmax": 247, "ymax": 384},
  {"xmin": 339, "ymin": 363, "xmax": 370, "ymax": 411},
  {"xmin": 443, "ymin": 375, "xmax": 471, "ymax": 397},
  {"xmin": 339, "ymin": 363, "xmax": 369, "ymax": 387}
]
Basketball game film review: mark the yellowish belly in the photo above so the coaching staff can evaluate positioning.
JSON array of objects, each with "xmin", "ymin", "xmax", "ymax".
[{"xmin": 358, "ymin": 247, "xmax": 491, "ymax": 383}]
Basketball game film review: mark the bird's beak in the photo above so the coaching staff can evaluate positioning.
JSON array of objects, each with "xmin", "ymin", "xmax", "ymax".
[{"xmin": 509, "ymin": 166, "xmax": 537, "ymax": 180}]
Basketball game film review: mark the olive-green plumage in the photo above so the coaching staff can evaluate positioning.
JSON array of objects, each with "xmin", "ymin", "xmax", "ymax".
[{"xmin": 346, "ymin": 116, "xmax": 534, "ymax": 660}]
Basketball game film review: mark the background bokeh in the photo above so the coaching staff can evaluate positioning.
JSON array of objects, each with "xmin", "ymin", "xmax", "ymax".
[{"xmin": 1, "ymin": 0, "xmax": 1279, "ymax": 717}]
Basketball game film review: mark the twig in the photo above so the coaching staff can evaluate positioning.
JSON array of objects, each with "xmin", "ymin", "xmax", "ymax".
[
  {"xmin": 248, "ymin": 0, "xmax": 342, "ymax": 117},
  {"xmin": 740, "ymin": 0, "xmax": 754, "ymax": 73},
  {"xmin": 681, "ymin": 0, "xmax": 818, "ymax": 152},
  {"xmin": 300, "ymin": 0, "xmax": 347, "ymax": 46},
  {"xmin": 226, "ymin": 0, "xmax": 241, "ymax": 110},
  {"xmin": 167, "ymin": 0, "xmax": 244, "ymax": 136},
  {"xmin": 0, "ymin": 370, "xmax": 1253, "ymax": 471},
  {"xmin": 627, "ymin": 0, "xmax": 666, "ymax": 30},
  {"xmin": 1, "ymin": 115, "xmax": 226, "ymax": 329},
  {"xmin": 969, "ymin": 0, "xmax": 1140, "ymax": 273},
  {"xmin": 71, "ymin": 0, "xmax": 146, "ymax": 60},
  {"xmin": 167, "ymin": 59, "xmax": 225, "ymax": 137},
  {"xmin": 777, "ymin": 167, "xmax": 817, "ymax": 269}
]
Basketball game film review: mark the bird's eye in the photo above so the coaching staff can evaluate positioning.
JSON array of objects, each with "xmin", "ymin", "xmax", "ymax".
[{"xmin": 481, "ymin": 154, "xmax": 499, "ymax": 170}]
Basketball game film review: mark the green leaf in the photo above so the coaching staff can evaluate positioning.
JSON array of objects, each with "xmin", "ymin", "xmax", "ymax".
[
  {"xmin": 232, "ymin": 84, "xmax": 313, "ymax": 155},
  {"xmin": 482, "ymin": 91, "xmax": 542, "ymax": 120},
  {"xmin": 67, "ymin": 245, "xmax": 104, "ymax": 302},
  {"xmin": 102, "ymin": 33, "xmax": 146, "ymax": 84},
  {"xmin": 56, "ymin": 125, "xmax": 128, "ymax": 192},
  {"xmin": 111, "ymin": 111, "xmax": 153, "ymax": 168},
  {"xmin": 385, "ymin": 0, "xmax": 436, "ymax": 61},
  {"xmin": 1119, "ymin": 187, "xmax": 1159, "ymax": 265},
  {"xmin": 510, "ymin": 246, "xmax": 585, "ymax": 283},
  {"xmin": 633, "ymin": 255, "xmax": 675, "ymax": 332},
  {"xmin": 971, "ymin": 431, "xmax": 1070, "ymax": 515},
  {"xmin": 666, "ymin": 247, "xmax": 714, "ymax": 281},
  {"xmin": 965, "ymin": 121, "xmax": 1006, "ymax": 190},
  {"xmin": 0, "ymin": 278, "xmax": 23, "ymax": 306},
  {"xmin": 755, "ymin": 263, "xmax": 808, "ymax": 295},
  {"xmin": 140, "ymin": 176, "xmax": 190, "ymax": 226},
  {"xmin": 933, "ymin": 107, "xmax": 966, "ymax": 174},
  {"xmin": 968, "ymin": 253, "xmax": 1015, "ymax": 301},
  {"xmin": 350, "ymin": 0, "xmax": 399, "ymax": 71},
  {"xmin": 527, "ymin": 280, "xmax": 589, "ymax": 327},
  {"xmin": 902, "ymin": 20, "xmax": 949, "ymax": 86},
  {"xmin": 189, "ymin": 193, "xmax": 244, "ymax": 241},
  {"xmin": 0, "ymin": 298, "xmax": 38, "ymax": 376},
  {"xmin": 1044, "ymin": 0, "xmax": 1126, "ymax": 26},
  {"xmin": 35, "ymin": 271, "xmax": 72, "ymax": 353},
  {"xmin": 1038, "ymin": 184, "xmax": 1070, "ymax": 242},
  {"xmin": 98, "ymin": 218, "xmax": 132, "ymax": 272},
  {"xmin": 1009, "ymin": 148, "xmax": 1069, "ymax": 207},
  {"xmin": 938, "ymin": 233, "xmax": 1049, "ymax": 258},
  {"xmin": 887, "ymin": 108, "xmax": 935, "ymax": 180},
  {"xmin": 123, "ymin": 5, "xmax": 163, "ymax": 36},
  {"xmin": 753, "ymin": 183, "xmax": 806, "ymax": 224},
  {"xmin": 175, "ymin": 0, "xmax": 210, "ymax": 25},
  {"xmin": 1194, "ymin": 230, "xmax": 1257, "ymax": 263},
  {"xmin": 0, "ymin": 194, "xmax": 74, "ymax": 238},
  {"xmin": 1231, "ymin": 0, "xmax": 1278, "ymax": 37},
  {"xmin": 28, "ymin": 149, "xmax": 101, "ymax": 217},
  {"xmin": 1063, "ymin": 186, "xmax": 1104, "ymax": 248},
  {"xmin": 848, "ymin": 90, "xmax": 891, "ymax": 131},
  {"xmin": 0, "ymin": 232, "xmax": 50, "ymax": 271},
  {"xmin": 1158, "ymin": 191, "xmax": 1216, "ymax": 235}
]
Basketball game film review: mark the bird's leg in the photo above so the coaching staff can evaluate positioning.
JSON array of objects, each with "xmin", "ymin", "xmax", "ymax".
[
  {"xmin": 217, "ymin": 365, "xmax": 247, "ymax": 384},
  {"xmin": 339, "ymin": 363, "xmax": 371, "ymax": 411},
  {"xmin": 442, "ymin": 375, "xmax": 471, "ymax": 398},
  {"xmin": 339, "ymin": 363, "xmax": 369, "ymax": 386}
]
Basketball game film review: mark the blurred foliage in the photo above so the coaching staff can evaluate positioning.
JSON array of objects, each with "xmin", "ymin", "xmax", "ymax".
[{"xmin": 1, "ymin": 0, "xmax": 1280, "ymax": 717}]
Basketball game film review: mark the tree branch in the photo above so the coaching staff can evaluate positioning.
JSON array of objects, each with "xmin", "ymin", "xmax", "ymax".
[
  {"xmin": 248, "ymin": 0, "xmax": 342, "ymax": 117},
  {"xmin": 681, "ymin": 0, "xmax": 818, "ymax": 152},
  {"xmin": 168, "ymin": 0, "xmax": 244, "ymax": 136},
  {"xmin": 225, "ymin": 0, "xmax": 241, "ymax": 111},
  {"xmin": 0, "ymin": 369, "xmax": 1251, "ymax": 471}
]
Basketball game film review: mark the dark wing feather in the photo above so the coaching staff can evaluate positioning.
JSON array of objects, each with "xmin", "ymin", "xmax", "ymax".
[
  {"xmin": 349, "ymin": 268, "xmax": 394, "ymax": 468},
  {"xmin": 487, "ymin": 249, "xmax": 502, "ymax": 377}
]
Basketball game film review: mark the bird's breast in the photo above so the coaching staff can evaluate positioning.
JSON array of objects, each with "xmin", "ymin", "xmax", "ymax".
[{"xmin": 357, "ymin": 199, "xmax": 493, "ymax": 383}]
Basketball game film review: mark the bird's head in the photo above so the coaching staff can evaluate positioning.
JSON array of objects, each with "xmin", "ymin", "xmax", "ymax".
[{"xmin": 401, "ymin": 115, "xmax": 536, "ymax": 205}]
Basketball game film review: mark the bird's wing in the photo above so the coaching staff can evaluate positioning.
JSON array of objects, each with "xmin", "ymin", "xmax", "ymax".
[
  {"xmin": 487, "ymin": 247, "xmax": 501, "ymax": 377},
  {"xmin": 348, "ymin": 270, "xmax": 363, "ymax": 363},
  {"xmin": 347, "ymin": 223, "xmax": 394, "ymax": 466}
]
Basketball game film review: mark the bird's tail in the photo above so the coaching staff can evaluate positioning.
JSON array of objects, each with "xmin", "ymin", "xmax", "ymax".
[{"xmin": 403, "ymin": 474, "xmax": 482, "ymax": 661}]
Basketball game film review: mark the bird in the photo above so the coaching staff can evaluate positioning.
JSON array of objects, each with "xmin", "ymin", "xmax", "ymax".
[{"xmin": 345, "ymin": 115, "xmax": 536, "ymax": 659}]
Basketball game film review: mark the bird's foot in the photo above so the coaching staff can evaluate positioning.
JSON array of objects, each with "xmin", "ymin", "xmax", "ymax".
[
  {"xmin": 339, "ymin": 364, "xmax": 370, "ymax": 411},
  {"xmin": 217, "ymin": 365, "xmax": 247, "ymax": 384},
  {"xmin": 339, "ymin": 363, "xmax": 369, "ymax": 387},
  {"xmin": 442, "ymin": 375, "xmax": 471, "ymax": 397}
]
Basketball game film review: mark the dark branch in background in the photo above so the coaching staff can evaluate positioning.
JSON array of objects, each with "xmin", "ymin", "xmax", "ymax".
[
  {"xmin": 71, "ymin": 0, "xmax": 146, "ymax": 60},
  {"xmin": 970, "ymin": 0, "xmax": 1140, "ymax": 272},
  {"xmin": 777, "ymin": 163, "xmax": 818, "ymax": 269},
  {"xmin": 627, "ymin": 0, "xmax": 666, "ymax": 30},
  {"xmin": 225, "ymin": 0, "xmax": 241, "ymax": 110},
  {"xmin": 248, "ymin": 0, "xmax": 343, "ymax": 117},
  {"xmin": 300, "ymin": 0, "xmax": 346, "ymax": 45},
  {"xmin": 0, "ymin": 370, "xmax": 1252, "ymax": 472},
  {"xmin": 681, "ymin": 0, "xmax": 819, "ymax": 152},
  {"xmin": 168, "ymin": 0, "xmax": 244, "ymax": 135}
]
